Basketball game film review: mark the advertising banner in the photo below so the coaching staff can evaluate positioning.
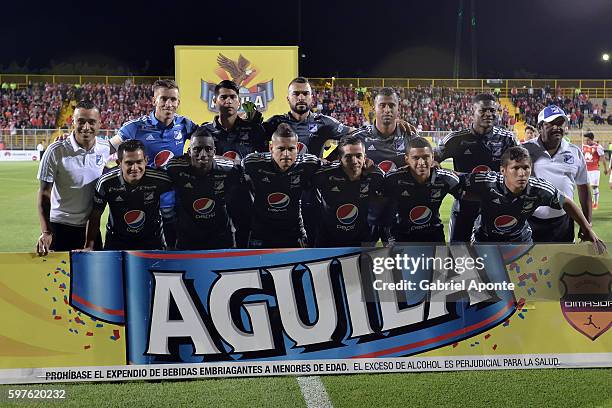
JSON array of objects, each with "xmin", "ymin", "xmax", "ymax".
[
  {"xmin": 0, "ymin": 150, "xmax": 39, "ymax": 161},
  {"xmin": 175, "ymin": 46, "xmax": 299, "ymax": 124},
  {"xmin": 0, "ymin": 244, "xmax": 610, "ymax": 384}
]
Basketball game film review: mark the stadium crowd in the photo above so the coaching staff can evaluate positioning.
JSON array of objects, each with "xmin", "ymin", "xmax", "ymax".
[{"xmin": 0, "ymin": 83, "xmax": 70, "ymax": 131}]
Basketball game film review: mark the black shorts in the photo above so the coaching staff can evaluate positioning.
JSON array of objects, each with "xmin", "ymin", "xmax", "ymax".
[
  {"xmin": 176, "ymin": 232, "xmax": 234, "ymax": 250},
  {"xmin": 392, "ymin": 227, "xmax": 446, "ymax": 244},
  {"xmin": 50, "ymin": 222, "xmax": 102, "ymax": 251},
  {"xmin": 449, "ymin": 203, "xmax": 480, "ymax": 243},
  {"xmin": 248, "ymin": 233, "xmax": 307, "ymax": 249},
  {"xmin": 104, "ymin": 237, "xmax": 165, "ymax": 251},
  {"xmin": 528, "ymin": 214, "xmax": 574, "ymax": 243}
]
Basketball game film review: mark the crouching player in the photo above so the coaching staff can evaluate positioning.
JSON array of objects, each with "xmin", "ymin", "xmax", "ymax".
[
  {"xmin": 464, "ymin": 146, "xmax": 606, "ymax": 253},
  {"xmin": 384, "ymin": 137, "xmax": 463, "ymax": 243},
  {"xmin": 312, "ymin": 135, "xmax": 384, "ymax": 247},
  {"xmin": 166, "ymin": 128, "xmax": 245, "ymax": 250},
  {"xmin": 84, "ymin": 140, "xmax": 172, "ymax": 250}
]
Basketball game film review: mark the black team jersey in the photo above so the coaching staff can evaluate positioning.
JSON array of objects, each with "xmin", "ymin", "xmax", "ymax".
[
  {"xmin": 94, "ymin": 167, "xmax": 172, "ymax": 250},
  {"xmin": 166, "ymin": 156, "xmax": 244, "ymax": 250},
  {"xmin": 435, "ymin": 126, "xmax": 517, "ymax": 242},
  {"xmin": 263, "ymin": 112, "xmax": 350, "ymax": 157},
  {"xmin": 383, "ymin": 168, "xmax": 463, "ymax": 242},
  {"xmin": 202, "ymin": 116, "xmax": 267, "ymax": 161},
  {"xmin": 312, "ymin": 163, "xmax": 384, "ymax": 247},
  {"xmin": 242, "ymin": 152, "xmax": 321, "ymax": 247},
  {"xmin": 463, "ymin": 172, "xmax": 564, "ymax": 243}
]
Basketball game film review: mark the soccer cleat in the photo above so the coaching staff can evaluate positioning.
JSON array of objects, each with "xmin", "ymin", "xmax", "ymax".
[{"xmin": 593, "ymin": 203, "xmax": 599, "ymax": 210}]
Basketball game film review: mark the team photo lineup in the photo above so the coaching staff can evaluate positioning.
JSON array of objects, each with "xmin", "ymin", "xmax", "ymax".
[{"xmin": 33, "ymin": 77, "xmax": 608, "ymax": 254}]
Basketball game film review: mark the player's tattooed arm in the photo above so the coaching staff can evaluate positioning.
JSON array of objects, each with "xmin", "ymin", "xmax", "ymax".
[{"xmin": 36, "ymin": 181, "xmax": 54, "ymax": 256}]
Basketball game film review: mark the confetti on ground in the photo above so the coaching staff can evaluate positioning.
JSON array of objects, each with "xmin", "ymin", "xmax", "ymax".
[
  {"xmin": 44, "ymin": 288, "xmax": 48, "ymax": 292},
  {"xmin": 452, "ymin": 343, "xmax": 458, "ymax": 348},
  {"xmin": 475, "ymin": 342, "xmax": 480, "ymax": 345},
  {"xmin": 518, "ymin": 313, "xmax": 525, "ymax": 319},
  {"xmin": 484, "ymin": 334, "xmax": 491, "ymax": 340},
  {"xmin": 547, "ymin": 281, "xmax": 552, "ymax": 288},
  {"xmin": 84, "ymin": 345, "xmax": 91, "ymax": 350},
  {"xmin": 52, "ymin": 309, "xmax": 56, "ymax": 315},
  {"xmin": 54, "ymin": 316, "xmax": 61, "ymax": 320},
  {"xmin": 503, "ymin": 320, "xmax": 510, "ymax": 327},
  {"xmin": 493, "ymin": 344, "xmax": 498, "ymax": 351},
  {"xmin": 61, "ymin": 260, "xmax": 66, "ymax": 264},
  {"xmin": 509, "ymin": 262, "xmax": 518, "ymax": 271},
  {"xmin": 86, "ymin": 332, "xmax": 93, "ymax": 337},
  {"xmin": 96, "ymin": 323, "xmax": 103, "ymax": 328},
  {"xmin": 516, "ymin": 298, "xmax": 526, "ymax": 309},
  {"xmin": 541, "ymin": 256, "xmax": 548, "ymax": 262},
  {"xmin": 59, "ymin": 283, "xmax": 66, "ymax": 290},
  {"xmin": 526, "ymin": 257, "xmax": 533, "ymax": 264},
  {"xmin": 544, "ymin": 269, "xmax": 550, "ymax": 276},
  {"xmin": 113, "ymin": 329, "xmax": 121, "ymax": 340},
  {"xmin": 75, "ymin": 316, "xmax": 85, "ymax": 325}
]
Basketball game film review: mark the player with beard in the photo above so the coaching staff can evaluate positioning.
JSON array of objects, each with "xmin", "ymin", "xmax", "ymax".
[
  {"xmin": 202, "ymin": 80, "xmax": 266, "ymax": 247},
  {"xmin": 352, "ymin": 87, "xmax": 418, "ymax": 243},
  {"xmin": 84, "ymin": 140, "xmax": 172, "ymax": 250},
  {"xmin": 312, "ymin": 135, "xmax": 384, "ymax": 247},
  {"xmin": 110, "ymin": 80, "xmax": 197, "ymax": 248},
  {"xmin": 167, "ymin": 128, "xmax": 244, "ymax": 250},
  {"xmin": 463, "ymin": 146, "xmax": 604, "ymax": 253},
  {"xmin": 243, "ymin": 123, "xmax": 321, "ymax": 248},
  {"xmin": 435, "ymin": 93, "xmax": 517, "ymax": 243}
]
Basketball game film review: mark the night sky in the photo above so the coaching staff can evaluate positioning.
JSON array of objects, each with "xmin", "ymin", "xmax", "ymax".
[{"xmin": 3, "ymin": 0, "xmax": 612, "ymax": 78}]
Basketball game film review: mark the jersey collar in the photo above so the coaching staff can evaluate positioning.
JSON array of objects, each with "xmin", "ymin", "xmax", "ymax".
[
  {"xmin": 149, "ymin": 111, "xmax": 177, "ymax": 128},
  {"xmin": 69, "ymin": 132, "xmax": 96, "ymax": 153}
]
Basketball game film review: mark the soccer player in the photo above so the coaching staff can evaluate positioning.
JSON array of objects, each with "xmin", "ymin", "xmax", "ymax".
[
  {"xmin": 523, "ymin": 105, "xmax": 591, "ymax": 243},
  {"xmin": 166, "ymin": 128, "xmax": 244, "ymax": 250},
  {"xmin": 582, "ymin": 131, "xmax": 608, "ymax": 209},
  {"xmin": 242, "ymin": 123, "xmax": 321, "ymax": 248},
  {"xmin": 202, "ymin": 80, "xmax": 267, "ymax": 247},
  {"xmin": 352, "ymin": 87, "xmax": 418, "ymax": 243},
  {"xmin": 384, "ymin": 137, "xmax": 463, "ymax": 243},
  {"xmin": 110, "ymin": 80, "xmax": 197, "ymax": 248},
  {"xmin": 435, "ymin": 93, "xmax": 517, "ymax": 242},
  {"xmin": 463, "ymin": 146, "xmax": 604, "ymax": 253},
  {"xmin": 85, "ymin": 140, "xmax": 172, "ymax": 250},
  {"xmin": 312, "ymin": 135, "xmax": 384, "ymax": 247},
  {"xmin": 36, "ymin": 100, "xmax": 112, "ymax": 255}
]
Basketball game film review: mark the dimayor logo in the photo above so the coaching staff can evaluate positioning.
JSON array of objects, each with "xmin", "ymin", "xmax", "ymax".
[
  {"xmin": 124, "ymin": 210, "xmax": 146, "ymax": 230},
  {"xmin": 494, "ymin": 215, "xmax": 518, "ymax": 232},
  {"xmin": 201, "ymin": 53, "xmax": 274, "ymax": 113},
  {"xmin": 336, "ymin": 204, "xmax": 359, "ymax": 225},
  {"xmin": 409, "ymin": 206, "xmax": 432, "ymax": 225},
  {"xmin": 193, "ymin": 198, "xmax": 215, "ymax": 216},
  {"xmin": 154, "ymin": 150, "xmax": 174, "ymax": 168},
  {"xmin": 267, "ymin": 192, "xmax": 290, "ymax": 209}
]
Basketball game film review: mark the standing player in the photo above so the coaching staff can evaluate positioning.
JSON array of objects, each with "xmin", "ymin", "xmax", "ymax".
[
  {"xmin": 523, "ymin": 105, "xmax": 591, "ymax": 243},
  {"xmin": 36, "ymin": 100, "xmax": 112, "ymax": 255},
  {"xmin": 435, "ymin": 93, "xmax": 517, "ymax": 242},
  {"xmin": 84, "ymin": 140, "xmax": 172, "ymax": 250},
  {"xmin": 352, "ymin": 87, "xmax": 418, "ymax": 243},
  {"xmin": 312, "ymin": 135, "xmax": 384, "ymax": 247},
  {"xmin": 202, "ymin": 80, "xmax": 266, "ymax": 247},
  {"xmin": 243, "ymin": 123, "xmax": 321, "ymax": 248},
  {"xmin": 110, "ymin": 80, "xmax": 197, "ymax": 248},
  {"xmin": 384, "ymin": 137, "xmax": 463, "ymax": 243},
  {"xmin": 582, "ymin": 131, "xmax": 608, "ymax": 209},
  {"xmin": 167, "ymin": 128, "xmax": 244, "ymax": 250},
  {"xmin": 463, "ymin": 146, "xmax": 604, "ymax": 253}
]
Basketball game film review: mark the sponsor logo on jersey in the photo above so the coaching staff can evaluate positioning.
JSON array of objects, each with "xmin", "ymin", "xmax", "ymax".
[
  {"xmin": 494, "ymin": 215, "xmax": 518, "ymax": 232},
  {"xmin": 193, "ymin": 198, "xmax": 215, "ymax": 215},
  {"xmin": 124, "ymin": 210, "xmax": 146, "ymax": 230},
  {"xmin": 378, "ymin": 160, "xmax": 397, "ymax": 174},
  {"xmin": 336, "ymin": 204, "xmax": 359, "ymax": 225},
  {"xmin": 472, "ymin": 165, "xmax": 491, "ymax": 173},
  {"xmin": 267, "ymin": 192, "xmax": 290, "ymax": 209},
  {"xmin": 146, "ymin": 134, "xmax": 155, "ymax": 141},
  {"xmin": 409, "ymin": 206, "xmax": 432, "ymax": 225},
  {"xmin": 115, "ymin": 196, "xmax": 124, "ymax": 202},
  {"xmin": 154, "ymin": 150, "xmax": 174, "ymax": 168},
  {"xmin": 222, "ymin": 151, "xmax": 241, "ymax": 161}
]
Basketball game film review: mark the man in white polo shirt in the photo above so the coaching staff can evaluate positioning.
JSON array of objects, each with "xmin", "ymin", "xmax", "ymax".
[
  {"xmin": 36, "ymin": 100, "xmax": 112, "ymax": 255},
  {"xmin": 523, "ymin": 105, "xmax": 591, "ymax": 242}
]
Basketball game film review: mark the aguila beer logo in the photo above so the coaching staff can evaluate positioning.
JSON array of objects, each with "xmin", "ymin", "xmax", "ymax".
[
  {"xmin": 267, "ymin": 193, "xmax": 290, "ymax": 209},
  {"xmin": 409, "ymin": 206, "xmax": 432, "ymax": 225},
  {"xmin": 560, "ymin": 272, "xmax": 612, "ymax": 341},
  {"xmin": 494, "ymin": 215, "xmax": 518, "ymax": 232},
  {"xmin": 193, "ymin": 198, "xmax": 215, "ymax": 216},
  {"xmin": 201, "ymin": 53, "xmax": 274, "ymax": 113},
  {"xmin": 336, "ymin": 204, "xmax": 359, "ymax": 225},
  {"xmin": 124, "ymin": 210, "xmax": 146, "ymax": 230}
]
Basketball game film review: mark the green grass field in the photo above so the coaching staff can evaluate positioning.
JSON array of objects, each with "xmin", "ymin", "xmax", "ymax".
[{"xmin": 1, "ymin": 161, "xmax": 612, "ymax": 407}]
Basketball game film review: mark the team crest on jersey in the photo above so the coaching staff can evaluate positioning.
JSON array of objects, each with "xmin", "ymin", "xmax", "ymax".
[
  {"xmin": 193, "ymin": 198, "xmax": 216, "ymax": 216},
  {"xmin": 144, "ymin": 192, "xmax": 154, "ymax": 202},
  {"xmin": 522, "ymin": 200, "xmax": 536, "ymax": 212},
  {"xmin": 200, "ymin": 53, "xmax": 274, "ymax": 112},
  {"xmin": 124, "ymin": 210, "xmax": 146, "ymax": 231},
  {"xmin": 291, "ymin": 174, "xmax": 301, "ymax": 186},
  {"xmin": 267, "ymin": 192, "xmax": 290, "ymax": 209},
  {"xmin": 336, "ymin": 204, "xmax": 359, "ymax": 225},
  {"xmin": 95, "ymin": 154, "xmax": 103, "ymax": 166},
  {"xmin": 560, "ymin": 271, "xmax": 612, "ymax": 341},
  {"xmin": 360, "ymin": 183, "xmax": 369, "ymax": 194},
  {"xmin": 562, "ymin": 154, "xmax": 574, "ymax": 164},
  {"xmin": 308, "ymin": 123, "xmax": 318, "ymax": 134},
  {"xmin": 174, "ymin": 130, "xmax": 183, "ymax": 140},
  {"xmin": 430, "ymin": 189, "xmax": 442, "ymax": 199},
  {"xmin": 214, "ymin": 181, "xmax": 225, "ymax": 192},
  {"xmin": 409, "ymin": 206, "xmax": 432, "ymax": 225},
  {"xmin": 154, "ymin": 150, "xmax": 174, "ymax": 168},
  {"xmin": 494, "ymin": 215, "xmax": 518, "ymax": 232}
]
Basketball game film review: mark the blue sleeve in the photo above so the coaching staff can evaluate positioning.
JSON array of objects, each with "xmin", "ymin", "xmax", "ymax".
[{"xmin": 117, "ymin": 122, "xmax": 137, "ymax": 141}]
